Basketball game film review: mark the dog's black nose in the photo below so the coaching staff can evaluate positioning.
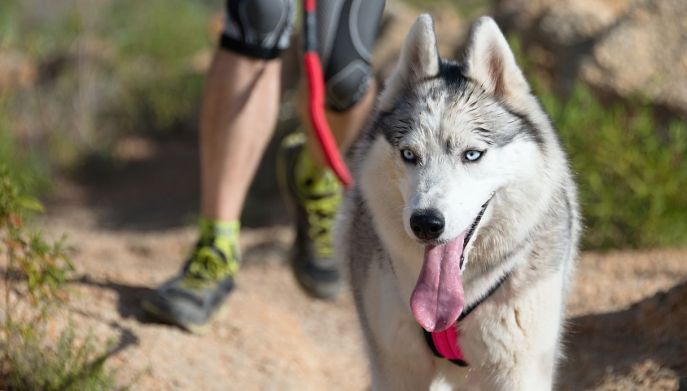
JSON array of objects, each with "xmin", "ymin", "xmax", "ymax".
[{"xmin": 410, "ymin": 210, "xmax": 445, "ymax": 240}]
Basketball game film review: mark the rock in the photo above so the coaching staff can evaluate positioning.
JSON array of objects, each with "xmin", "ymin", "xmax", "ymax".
[
  {"xmin": 539, "ymin": 0, "xmax": 628, "ymax": 45},
  {"xmin": 494, "ymin": 0, "xmax": 687, "ymax": 116},
  {"xmin": 495, "ymin": 0, "xmax": 629, "ymax": 46},
  {"xmin": 581, "ymin": 0, "xmax": 687, "ymax": 115}
]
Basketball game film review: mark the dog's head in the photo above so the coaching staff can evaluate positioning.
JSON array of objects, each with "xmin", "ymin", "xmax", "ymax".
[
  {"xmin": 359, "ymin": 15, "xmax": 548, "ymax": 331},
  {"xmin": 372, "ymin": 14, "xmax": 544, "ymax": 254}
]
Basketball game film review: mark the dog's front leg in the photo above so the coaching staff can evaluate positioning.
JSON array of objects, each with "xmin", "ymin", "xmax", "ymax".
[
  {"xmin": 461, "ymin": 332, "xmax": 558, "ymax": 391},
  {"xmin": 462, "ymin": 273, "xmax": 565, "ymax": 390},
  {"xmin": 362, "ymin": 264, "xmax": 438, "ymax": 390},
  {"xmin": 369, "ymin": 346, "xmax": 436, "ymax": 391}
]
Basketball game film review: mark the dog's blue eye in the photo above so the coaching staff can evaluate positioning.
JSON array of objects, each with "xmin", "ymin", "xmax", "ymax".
[
  {"xmin": 464, "ymin": 150, "xmax": 483, "ymax": 162},
  {"xmin": 401, "ymin": 149, "xmax": 417, "ymax": 163}
]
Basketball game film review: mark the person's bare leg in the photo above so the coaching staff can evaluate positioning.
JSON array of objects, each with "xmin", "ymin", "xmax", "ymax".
[
  {"xmin": 200, "ymin": 49, "xmax": 282, "ymax": 221},
  {"xmin": 298, "ymin": 80, "xmax": 377, "ymax": 168}
]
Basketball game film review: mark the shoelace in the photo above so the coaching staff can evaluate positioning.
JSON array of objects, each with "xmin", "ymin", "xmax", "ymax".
[
  {"xmin": 299, "ymin": 173, "xmax": 341, "ymax": 258},
  {"xmin": 185, "ymin": 236, "xmax": 239, "ymax": 282}
]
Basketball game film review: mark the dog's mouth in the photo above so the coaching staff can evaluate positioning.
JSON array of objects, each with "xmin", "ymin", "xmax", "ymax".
[
  {"xmin": 410, "ymin": 193, "xmax": 494, "ymax": 332},
  {"xmin": 460, "ymin": 194, "xmax": 493, "ymax": 269}
]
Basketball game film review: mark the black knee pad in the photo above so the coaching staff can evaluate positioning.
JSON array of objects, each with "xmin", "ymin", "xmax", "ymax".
[
  {"xmin": 319, "ymin": 0, "xmax": 385, "ymax": 112},
  {"xmin": 221, "ymin": 0, "xmax": 295, "ymax": 60},
  {"xmin": 325, "ymin": 60, "xmax": 372, "ymax": 112}
]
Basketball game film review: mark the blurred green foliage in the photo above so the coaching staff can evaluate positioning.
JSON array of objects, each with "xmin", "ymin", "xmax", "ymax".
[
  {"xmin": 0, "ymin": 1, "xmax": 685, "ymax": 249},
  {"xmin": 508, "ymin": 36, "xmax": 687, "ymax": 249},
  {"xmin": 103, "ymin": 0, "xmax": 211, "ymax": 133},
  {"xmin": 0, "ymin": 99, "xmax": 50, "ymax": 195},
  {"xmin": 0, "ymin": 0, "xmax": 214, "ymax": 176},
  {"xmin": 544, "ymin": 87, "xmax": 687, "ymax": 249}
]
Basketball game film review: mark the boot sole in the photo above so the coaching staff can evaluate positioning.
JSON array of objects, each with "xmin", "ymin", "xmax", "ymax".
[{"xmin": 141, "ymin": 298, "xmax": 230, "ymax": 335}]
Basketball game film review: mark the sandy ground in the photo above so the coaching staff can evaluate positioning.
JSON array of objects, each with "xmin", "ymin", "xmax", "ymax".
[{"xmin": 16, "ymin": 138, "xmax": 687, "ymax": 390}]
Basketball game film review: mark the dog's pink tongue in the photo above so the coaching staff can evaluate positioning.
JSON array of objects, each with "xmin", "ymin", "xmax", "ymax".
[{"xmin": 410, "ymin": 234, "xmax": 466, "ymax": 332}]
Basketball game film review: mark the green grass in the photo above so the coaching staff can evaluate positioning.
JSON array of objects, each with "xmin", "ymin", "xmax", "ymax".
[{"xmin": 544, "ymin": 86, "xmax": 687, "ymax": 249}]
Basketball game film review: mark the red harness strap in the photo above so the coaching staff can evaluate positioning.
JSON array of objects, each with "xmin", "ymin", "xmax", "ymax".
[
  {"xmin": 425, "ymin": 325, "xmax": 468, "ymax": 366},
  {"xmin": 425, "ymin": 271, "xmax": 512, "ymax": 366}
]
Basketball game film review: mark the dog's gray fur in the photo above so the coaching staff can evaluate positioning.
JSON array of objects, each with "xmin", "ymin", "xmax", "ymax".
[{"xmin": 336, "ymin": 14, "xmax": 580, "ymax": 390}]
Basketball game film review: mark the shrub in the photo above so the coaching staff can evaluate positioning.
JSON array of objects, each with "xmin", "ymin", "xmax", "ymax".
[{"xmin": 0, "ymin": 167, "xmax": 118, "ymax": 390}]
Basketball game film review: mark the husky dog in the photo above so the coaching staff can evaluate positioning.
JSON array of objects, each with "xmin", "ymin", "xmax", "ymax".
[{"xmin": 336, "ymin": 14, "xmax": 580, "ymax": 390}]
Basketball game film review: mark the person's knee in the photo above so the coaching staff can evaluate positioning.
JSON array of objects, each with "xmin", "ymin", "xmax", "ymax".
[
  {"xmin": 222, "ymin": 0, "xmax": 294, "ymax": 60},
  {"xmin": 325, "ymin": 60, "xmax": 372, "ymax": 112},
  {"xmin": 320, "ymin": 0, "xmax": 384, "ymax": 112},
  {"xmin": 241, "ymin": 0, "xmax": 290, "ymax": 39}
]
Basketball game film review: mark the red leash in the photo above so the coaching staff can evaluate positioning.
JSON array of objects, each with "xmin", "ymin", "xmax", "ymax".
[{"xmin": 302, "ymin": 0, "xmax": 353, "ymax": 188}]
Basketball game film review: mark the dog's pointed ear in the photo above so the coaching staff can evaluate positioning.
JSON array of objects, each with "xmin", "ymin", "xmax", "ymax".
[
  {"xmin": 399, "ymin": 14, "xmax": 440, "ymax": 80},
  {"xmin": 379, "ymin": 14, "xmax": 439, "ymax": 111},
  {"xmin": 462, "ymin": 17, "xmax": 530, "ymax": 108}
]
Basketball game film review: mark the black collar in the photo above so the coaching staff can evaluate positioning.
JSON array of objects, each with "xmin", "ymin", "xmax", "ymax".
[{"xmin": 458, "ymin": 270, "xmax": 511, "ymax": 322}]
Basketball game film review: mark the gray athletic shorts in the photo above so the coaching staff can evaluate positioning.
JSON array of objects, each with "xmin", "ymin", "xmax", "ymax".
[{"xmin": 220, "ymin": 0, "xmax": 385, "ymax": 111}]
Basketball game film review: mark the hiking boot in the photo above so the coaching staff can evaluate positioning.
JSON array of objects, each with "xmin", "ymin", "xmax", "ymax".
[
  {"xmin": 278, "ymin": 133, "xmax": 343, "ymax": 299},
  {"xmin": 141, "ymin": 221, "xmax": 240, "ymax": 333}
]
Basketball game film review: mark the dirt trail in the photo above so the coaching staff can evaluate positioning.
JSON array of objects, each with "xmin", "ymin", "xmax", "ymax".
[{"xmin": 34, "ymin": 138, "xmax": 687, "ymax": 390}]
